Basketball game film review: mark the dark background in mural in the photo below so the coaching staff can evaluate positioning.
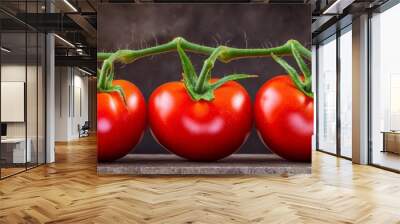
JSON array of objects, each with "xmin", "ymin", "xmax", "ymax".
[{"xmin": 98, "ymin": 4, "xmax": 311, "ymax": 154}]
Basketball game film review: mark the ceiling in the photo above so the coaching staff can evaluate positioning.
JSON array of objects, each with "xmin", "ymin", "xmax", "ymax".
[
  {"xmin": 0, "ymin": 0, "xmax": 97, "ymax": 73},
  {"xmin": 0, "ymin": 0, "xmax": 389, "ymax": 71}
]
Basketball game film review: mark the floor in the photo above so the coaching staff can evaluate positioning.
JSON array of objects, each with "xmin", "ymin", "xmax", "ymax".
[
  {"xmin": 0, "ymin": 167, "xmax": 25, "ymax": 178},
  {"xmin": 372, "ymin": 150, "xmax": 400, "ymax": 171},
  {"xmin": 0, "ymin": 136, "xmax": 400, "ymax": 223},
  {"xmin": 1, "ymin": 163, "xmax": 43, "ymax": 178}
]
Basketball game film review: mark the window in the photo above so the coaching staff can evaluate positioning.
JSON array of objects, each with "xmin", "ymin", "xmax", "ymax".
[
  {"xmin": 370, "ymin": 2, "xmax": 400, "ymax": 171},
  {"xmin": 316, "ymin": 24, "xmax": 353, "ymax": 159},
  {"xmin": 317, "ymin": 36, "xmax": 337, "ymax": 154},
  {"xmin": 339, "ymin": 27, "xmax": 352, "ymax": 158}
]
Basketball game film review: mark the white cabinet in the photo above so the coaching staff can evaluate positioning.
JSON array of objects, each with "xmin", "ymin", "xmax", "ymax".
[{"xmin": 1, "ymin": 138, "xmax": 32, "ymax": 163}]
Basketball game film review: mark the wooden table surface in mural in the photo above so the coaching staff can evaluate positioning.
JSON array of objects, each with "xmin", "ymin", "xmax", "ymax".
[
  {"xmin": 98, "ymin": 154, "xmax": 311, "ymax": 175},
  {"xmin": 0, "ymin": 136, "xmax": 400, "ymax": 223}
]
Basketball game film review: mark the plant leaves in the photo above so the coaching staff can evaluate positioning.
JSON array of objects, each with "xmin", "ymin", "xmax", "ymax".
[
  {"xmin": 290, "ymin": 40, "xmax": 312, "ymax": 60},
  {"xmin": 195, "ymin": 47, "xmax": 224, "ymax": 92},
  {"xmin": 209, "ymin": 74, "xmax": 258, "ymax": 91},
  {"xmin": 184, "ymin": 79, "xmax": 203, "ymax": 101},
  {"xmin": 176, "ymin": 43, "xmax": 205, "ymax": 101},
  {"xmin": 205, "ymin": 70, "xmax": 212, "ymax": 83},
  {"xmin": 106, "ymin": 70, "xmax": 114, "ymax": 89},
  {"xmin": 99, "ymin": 84, "xmax": 127, "ymax": 105},
  {"xmin": 271, "ymin": 53, "xmax": 312, "ymax": 97},
  {"xmin": 114, "ymin": 85, "xmax": 126, "ymax": 104},
  {"xmin": 291, "ymin": 43, "xmax": 311, "ymax": 79},
  {"xmin": 177, "ymin": 43, "xmax": 197, "ymax": 87},
  {"xmin": 291, "ymin": 44, "xmax": 312, "ymax": 92}
]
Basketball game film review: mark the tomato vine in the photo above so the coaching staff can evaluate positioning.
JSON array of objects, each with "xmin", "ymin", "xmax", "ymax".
[{"xmin": 97, "ymin": 37, "xmax": 313, "ymax": 100}]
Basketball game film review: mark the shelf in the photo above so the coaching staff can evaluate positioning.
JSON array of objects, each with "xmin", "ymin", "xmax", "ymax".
[{"xmin": 97, "ymin": 154, "xmax": 311, "ymax": 175}]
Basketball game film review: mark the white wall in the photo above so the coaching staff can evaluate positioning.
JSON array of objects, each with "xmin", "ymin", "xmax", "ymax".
[
  {"xmin": 55, "ymin": 66, "xmax": 69, "ymax": 141},
  {"xmin": 54, "ymin": 67, "xmax": 89, "ymax": 141},
  {"xmin": 1, "ymin": 65, "xmax": 26, "ymax": 139},
  {"xmin": 72, "ymin": 73, "xmax": 89, "ymax": 138},
  {"xmin": 1, "ymin": 65, "xmax": 40, "ymax": 138}
]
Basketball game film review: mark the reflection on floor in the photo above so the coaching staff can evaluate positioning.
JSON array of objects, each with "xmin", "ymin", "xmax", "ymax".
[
  {"xmin": 0, "ymin": 167, "xmax": 25, "ymax": 177},
  {"xmin": 0, "ymin": 136, "xmax": 400, "ymax": 223},
  {"xmin": 0, "ymin": 162, "xmax": 42, "ymax": 178},
  {"xmin": 373, "ymin": 150, "xmax": 400, "ymax": 171}
]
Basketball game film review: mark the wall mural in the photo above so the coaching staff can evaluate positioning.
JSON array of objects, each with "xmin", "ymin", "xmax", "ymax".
[{"xmin": 97, "ymin": 4, "xmax": 313, "ymax": 174}]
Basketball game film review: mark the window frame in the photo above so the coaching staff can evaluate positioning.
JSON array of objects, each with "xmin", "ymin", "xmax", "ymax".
[{"xmin": 315, "ymin": 22, "xmax": 353, "ymax": 161}]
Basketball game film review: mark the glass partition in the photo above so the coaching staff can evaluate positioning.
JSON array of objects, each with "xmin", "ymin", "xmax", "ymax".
[
  {"xmin": 317, "ymin": 35, "xmax": 337, "ymax": 154},
  {"xmin": 38, "ymin": 32, "xmax": 45, "ymax": 165},
  {"xmin": 1, "ymin": 30, "xmax": 28, "ymax": 178},
  {"xmin": 0, "ymin": 1, "xmax": 46, "ymax": 179},
  {"xmin": 27, "ymin": 30, "xmax": 38, "ymax": 169}
]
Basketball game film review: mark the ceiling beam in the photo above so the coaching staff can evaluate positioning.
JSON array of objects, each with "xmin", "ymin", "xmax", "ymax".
[
  {"xmin": 55, "ymin": 55, "xmax": 96, "ymax": 69},
  {"xmin": 67, "ymin": 13, "xmax": 97, "ymax": 44},
  {"xmin": 322, "ymin": 0, "xmax": 356, "ymax": 14}
]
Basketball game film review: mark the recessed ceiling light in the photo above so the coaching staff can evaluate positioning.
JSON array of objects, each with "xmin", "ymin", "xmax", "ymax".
[
  {"xmin": 63, "ymin": 0, "xmax": 78, "ymax": 12},
  {"xmin": 1, "ymin": 47, "xmax": 11, "ymax": 53},
  {"xmin": 54, "ymin": 34, "xmax": 75, "ymax": 48},
  {"xmin": 78, "ymin": 68, "xmax": 93, "ymax": 76}
]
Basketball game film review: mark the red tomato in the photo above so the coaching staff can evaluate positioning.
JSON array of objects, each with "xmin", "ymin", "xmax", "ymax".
[
  {"xmin": 254, "ymin": 75, "xmax": 313, "ymax": 162},
  {"xmin": 97, "ymin": 80, "xmax": 146, "ymax": 162},
  {"xmin": 149, "ymin": 80, "xmax": 252, "ymax": 161}
]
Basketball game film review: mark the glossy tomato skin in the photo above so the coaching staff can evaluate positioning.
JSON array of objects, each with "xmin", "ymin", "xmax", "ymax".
[
  {"xmin": 149, "ymin": 80, "xmax": 252, "ymax": 161},
  {"xmin": 254, "ymin": 75, "xmax": 313, "ymax": 162},
  {"xmin": 97, "ymin": 80, "xmax": 146, "ymax": 162}
]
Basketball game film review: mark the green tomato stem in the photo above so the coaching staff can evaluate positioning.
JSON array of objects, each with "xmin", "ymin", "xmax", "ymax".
[
  {"xmin": 194, "ymin": 46, "xmax": 224, "ymax": 93},
  {"xmin": 97, "ymin": 37, "xmax": 313, "ymax": 98},
  {"xmin": 98, "ymin": 38, "xmax": 306, "ymax": 63}
]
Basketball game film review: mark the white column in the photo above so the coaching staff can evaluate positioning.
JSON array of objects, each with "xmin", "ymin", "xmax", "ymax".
[
  {"xmin": 352, "ymin": 14, "xmax": 369, "ymax": 164},
  {"xmin": 312, "ymin": 45, "xmax": 317, "ymax": 151},
  {"xmin": 45, "ymin": 1, "xmax": 56, "ymax": 163},
  {"xmin": 46, "ymin": 33, "xmax": 55, "ymax": 163}
]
